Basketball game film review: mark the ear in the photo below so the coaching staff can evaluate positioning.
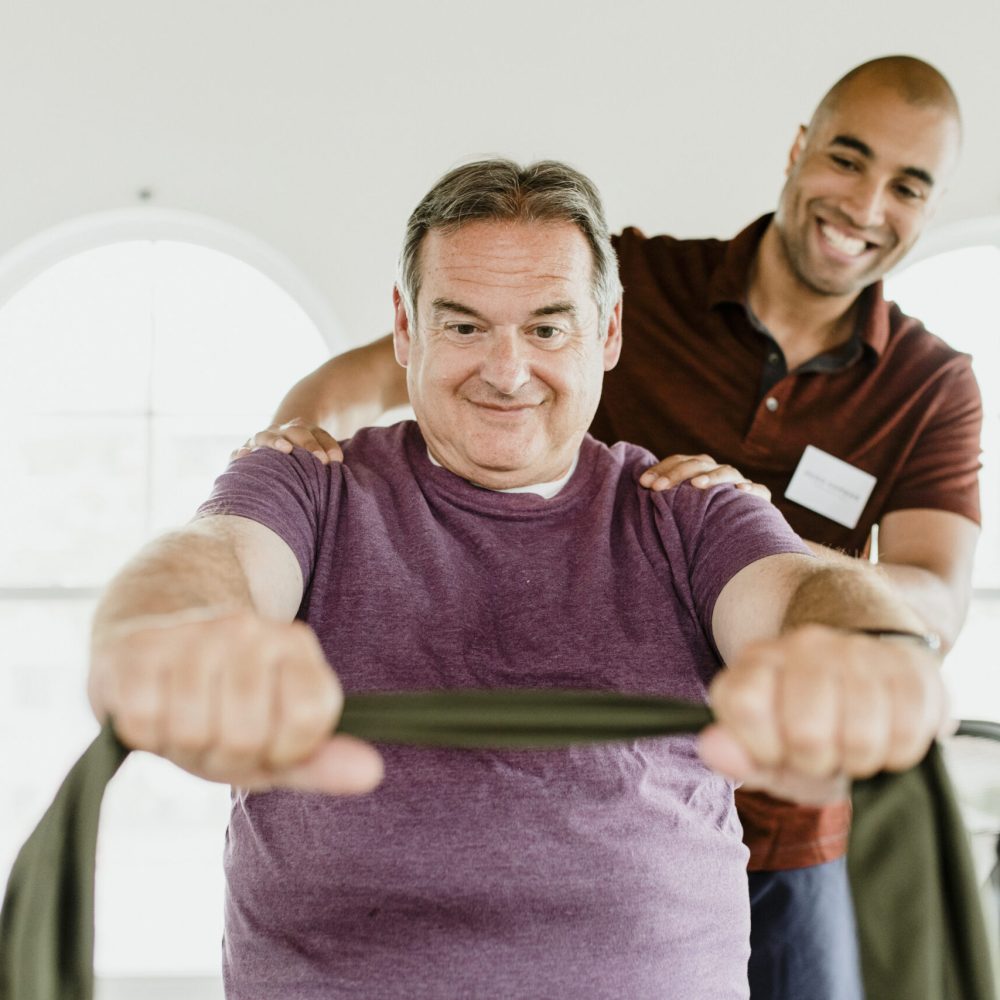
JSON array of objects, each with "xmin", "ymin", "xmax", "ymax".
[
  {"xmin": 786, "ymin": 125, "xmax": 807, "ymax": 176},
  {"xmin": 602, "ymin": 299, "xmax": 623, "ymax": 372},
  {"xmin": 392, "ymin": 286, "xmax": 412, "ymax": 367}
]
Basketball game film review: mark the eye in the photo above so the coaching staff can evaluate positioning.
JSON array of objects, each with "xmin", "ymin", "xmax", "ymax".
[
  {"xmin": 447, "ymin": 323, "xmax": 480, "ymax": 336},
  {"xmin": 894, "ymin": 182, "xmax": 925, "ymax": 201},
  {"xmin": 529, "ymin": 325, "xmax": 569, "ymax": 348},
  {"xmin": 830, "ymin": 154, "xmax": 859, "ymax": 171}
]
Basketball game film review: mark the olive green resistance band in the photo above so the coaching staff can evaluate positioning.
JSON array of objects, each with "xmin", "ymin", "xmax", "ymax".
[{"xmin": 0, "ymin": 691, "xmax": 995, "ymax": 1000}]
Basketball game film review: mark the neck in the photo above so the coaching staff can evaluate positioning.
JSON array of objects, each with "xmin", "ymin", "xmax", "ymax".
[
  {"xmin": 424, "ymin": 442, "xmax": 578, "ymax": 496},
  {"xmin": 748, "ymin": 223, "xmax": 863, "ymax": 367}
]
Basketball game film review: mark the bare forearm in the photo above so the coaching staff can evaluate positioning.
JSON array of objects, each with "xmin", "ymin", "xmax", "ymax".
[
  {"xmin": 803, "ymin": 540, "xmax": 965, "ymax": 649},
  {"xmin": 706, "ymin": 553, "xmax": 946, "ymax": 797},
  {"xmin": 874, "ymin": 561, "xmax": 968, "ymax": 651},
  {"xmin": 91, "ymin": 525, "xmax": 253, "ymax": 640},
  {"xmin": 271, "ymin": 335, "xmax": 407, "ymax": 439},
  {"xmin": 783, "ymin": 561, "xmax": 927, "ymax": 636},
  {"xmin": 86, "ymin": 522, "xmax": 382, "ymax": 793},
  {"xmin": 88, "ymin": 525, "xmax": 254, "ymax": 721}
]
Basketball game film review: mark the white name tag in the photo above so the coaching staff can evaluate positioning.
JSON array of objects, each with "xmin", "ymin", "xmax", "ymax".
[{"xmin": 784, "ymin": 445, "xmax": 877, "ymax": 529}]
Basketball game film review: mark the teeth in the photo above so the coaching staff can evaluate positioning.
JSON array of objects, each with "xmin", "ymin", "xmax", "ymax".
[{"xmin": 820, "ymin": 223, "xmax": 866, "ymax": 257}]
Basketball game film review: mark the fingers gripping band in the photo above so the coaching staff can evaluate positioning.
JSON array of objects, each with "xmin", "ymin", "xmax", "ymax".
[{"xmin": 0, "ymin": 690, "xmax": 994, "ymax": 1000}]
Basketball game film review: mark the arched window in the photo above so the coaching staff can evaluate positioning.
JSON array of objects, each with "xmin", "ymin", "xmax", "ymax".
[
  {"xmin": 884, "ymin": 220, "xmax": 1000, "ymax": 723},
  {"xmin": 0, "ymin": 220, "xmax": 336, "ymax": 992}
]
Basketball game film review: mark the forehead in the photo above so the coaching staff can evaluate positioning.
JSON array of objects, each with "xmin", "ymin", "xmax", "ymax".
[
  {"xmin": 814, "ymin": 82, "xmax": 961, "ymax": 181},
  {"xmin": 418, "ymin": 220, "xmax": 595, "ymax": 312}
]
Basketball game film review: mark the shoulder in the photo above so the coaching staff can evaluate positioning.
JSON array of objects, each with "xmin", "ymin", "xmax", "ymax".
[
  {"xmin": 340, "ymin": 421, "xmax": 417, "ymax": 477},
  {"xmin": 881, "ymin": 298, "xmax": 976, "ymax": 376},
  {"xmin": 614, "ymin": 225, "xmax": 728, "ymax": 284},
  {"xmin": 202, "ymin": 423, "xmax": 414, "ymax": 513},
  {"xmin": 583, "ymin": 435, "xmax": 658, "ymax": 492},
  {"xmin": 588, "ymin": 436, "xmax": 781, "ymax": 531},
  {"xmin": 201, "ymin": 445, "xmax": 335, "ymax": 509},
  {"xmin": 876, "ymin": 304, "xmax": 983, "ymax": 424}
]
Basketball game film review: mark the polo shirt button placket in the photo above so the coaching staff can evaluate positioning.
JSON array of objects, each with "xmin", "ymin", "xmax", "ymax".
[{"xmin": 743, "ymin": 390, "xmax": 785, "ymax": 451}]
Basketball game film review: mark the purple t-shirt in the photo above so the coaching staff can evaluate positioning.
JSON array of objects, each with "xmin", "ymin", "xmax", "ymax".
[{"xmin": 199, "ymin": 421, "xmax": 810, "ymax": 1000}]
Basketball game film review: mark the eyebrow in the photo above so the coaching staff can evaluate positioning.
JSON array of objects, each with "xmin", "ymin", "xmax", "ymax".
[
  {"xmin": 830, "ymin": 134, "xmax": 935, "ymax": 187},
  {"xmin": 531, "ymin": 301, "xmax": 578, "ymax": 318},
  {"xmin": 430, "ymin": 298, "xmax": 579, "ymax": 320},
  {"xmin": 430, "ymin": 298, "xmax": 487, "ymax": 321}
]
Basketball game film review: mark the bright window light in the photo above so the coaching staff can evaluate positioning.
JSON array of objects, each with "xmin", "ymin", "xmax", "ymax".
[
  {"xmin": 0, "ymin": 239, "xmax": 329, "ymax": 980},
  {"xmin": 885, "ymin": 243, "xmax": 1000, "ymax": 722}
]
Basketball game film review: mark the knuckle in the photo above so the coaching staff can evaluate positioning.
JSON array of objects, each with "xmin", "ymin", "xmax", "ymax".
[
  {"xmin": 783, "ymin": 720, "xmax": 829, "ymax": 759},
  {"xmin": 840, "ymin": 732, "xmax": 879, "ymax": 773},
  {"xmin": 891, "ymin": 714, "xmax": 925, "ymax": 756},
  {"xmin": 840, "ymin": 724, "xmax": 875, "ymax": 759},
  {"xmin": 284, "ymin": 694, "xmax": 333, "ymax": 742},
  {"xmin": 114, "ymin": 700, "xmax": 161, "ymax": 748},
  {"xmin": 846, "ymin": 754, "xmax": 882, "ymax": 780},
  {"xmin": 169, "ymin": 725, "xmax": 212, "ymax": 756},
  {"xmin": 715, "ymin": 674, "xmax": 771, "ymax": 729},
  {"xmin": 222, "ymin": 727, "xmax": 269, "ymax": 760}
]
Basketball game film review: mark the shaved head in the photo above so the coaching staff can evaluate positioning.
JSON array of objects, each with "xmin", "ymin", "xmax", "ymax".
[
  {"xmin": 770, "ymin": 55, "xmax": 963, "ymax": 300},
  {"xmin": 809, "ymin": 56, "xmax": 961, "ymax": 141}
]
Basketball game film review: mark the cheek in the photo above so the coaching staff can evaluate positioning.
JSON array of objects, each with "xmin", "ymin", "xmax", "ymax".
[
  {"xmin": 894, "ymin": 212, "xmax": 925, "ymax": 246},
  {"xmin": 415, "ymin": 349, "xmax": 473, "ymax": 391}
]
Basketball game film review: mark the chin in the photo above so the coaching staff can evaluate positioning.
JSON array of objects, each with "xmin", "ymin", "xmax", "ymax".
[{"xmin": 798, "ymin": 256, "xmax": 877, "ymax": 298}]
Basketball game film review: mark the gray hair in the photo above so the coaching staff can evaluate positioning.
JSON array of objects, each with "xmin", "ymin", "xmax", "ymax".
[{"xmin": 397, "ymin": 158, "xmax": 622, "ymax": 330}]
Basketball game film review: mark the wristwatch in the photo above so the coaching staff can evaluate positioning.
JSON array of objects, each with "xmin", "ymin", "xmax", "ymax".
[{"xmin": 852, "ymin": 627, "xmax": 942, "ymax": 654}]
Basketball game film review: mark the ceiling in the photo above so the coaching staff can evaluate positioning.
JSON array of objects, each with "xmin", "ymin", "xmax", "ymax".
[{"xmin": 2, "ymin": 0, "xmax": 997, "ymax": 346}]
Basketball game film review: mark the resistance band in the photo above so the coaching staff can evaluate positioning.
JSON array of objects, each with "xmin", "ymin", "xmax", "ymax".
[{"xmin": 0, "ymin": 690, "xmax": 994, "ymax": 1000}]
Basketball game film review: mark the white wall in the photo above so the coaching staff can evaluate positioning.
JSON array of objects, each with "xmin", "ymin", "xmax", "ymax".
[{"xmin": 1, "ymin": 0, "xmax": 998, "ymax": 351}]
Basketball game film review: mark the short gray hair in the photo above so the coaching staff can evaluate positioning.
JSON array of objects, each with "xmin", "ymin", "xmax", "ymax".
[{"xmin": 397, "ymin": 159, "xmax": 622, "ymax": 330}]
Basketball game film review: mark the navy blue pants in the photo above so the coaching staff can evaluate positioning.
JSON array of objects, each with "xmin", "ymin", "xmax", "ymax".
[{"xmin": 748, "ymin": 857, "xmax": 864, "ymax": 1000}]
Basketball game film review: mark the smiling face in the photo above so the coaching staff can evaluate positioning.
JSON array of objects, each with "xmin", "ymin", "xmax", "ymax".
[
  {"xmin": 773, "ymin": 78, "xmax": 961, "ymax": 300},
  {"xmin": 393, "ymin": 219, "xmax": 622, "ymax": 490}
]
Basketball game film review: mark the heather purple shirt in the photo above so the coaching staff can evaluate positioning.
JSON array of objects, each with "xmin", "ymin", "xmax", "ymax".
[{"xmin": 199, "ymin": 421, "xmax": 810, "ymax": 999}]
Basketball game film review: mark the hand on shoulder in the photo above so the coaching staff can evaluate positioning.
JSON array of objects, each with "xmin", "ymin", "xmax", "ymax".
[
  {"xmin": 232, "ymin": 419, "xmax": 344, "ymax": 465},
  {"xmin": 639, "ymin": 452, "xmax": 771, "ymax": 501}
]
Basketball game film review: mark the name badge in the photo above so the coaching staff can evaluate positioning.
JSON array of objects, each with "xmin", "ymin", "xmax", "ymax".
[{"xmin": 784, "ymin": 445, "xmax": 876, "ymax": 529}]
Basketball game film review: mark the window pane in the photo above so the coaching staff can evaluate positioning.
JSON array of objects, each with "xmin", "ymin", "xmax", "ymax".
[
  {"xmin": 0, "ymin": 597, "xmax": 231, "ymax": 979},
  {"xmin": 943, "ymin": 596, "xmax": 1000, "ymax": 723},
  {"xmin": 885, "ymin": 246, "xmax": 1000, "ymax": 588},
  {"xmin": 95, "ymin": 753, "xmax": 230, "ymax": 977},
  {"xmin": 151, "ymin": 241, "xmax": 328, "ymax": 416},
  {"xmin": 0, "ymin": 236, "xmax": 330, "ymax": 980},
  {"xmin": 149, "ymin": 416, "xmax": 264, "ymax": 532},
  {"xmin": 0, "ymin": 599, "xmax": 97, "ymax": 864},
  {"xmin": 0, "ymin": 416, "xmax": 146, "ymax": 587},
  {"xmin": 0, "ymin": 243, "xmax": 153, "ymax": 415}
]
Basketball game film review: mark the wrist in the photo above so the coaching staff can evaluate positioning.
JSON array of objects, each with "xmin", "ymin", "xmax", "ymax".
[{"xmin": 847, "ymin": 626, "xmax": 942, "ymax": 654}]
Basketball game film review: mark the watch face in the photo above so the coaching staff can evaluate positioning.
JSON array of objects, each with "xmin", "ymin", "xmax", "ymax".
[{"xmin": 857, "ymin": 628, "xmax": 941, "ymax": 653}]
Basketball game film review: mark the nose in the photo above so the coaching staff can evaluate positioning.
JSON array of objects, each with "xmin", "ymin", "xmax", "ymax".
[
  {"xmin": 842, "ymin": 175, "xmax": 887, "ymax": 230},
  {"xmin": 480, "ymin": 330, "xmax": 531, "ymax": 396}
]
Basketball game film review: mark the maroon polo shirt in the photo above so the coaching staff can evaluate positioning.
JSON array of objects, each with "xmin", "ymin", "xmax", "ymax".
[
  {"xmin": 595, "ymin": 215, "xmax": 982, "ymax": 554},
  {"xmin": 591, "ymin": 215, "xmax": 983, "ymax": 870}
]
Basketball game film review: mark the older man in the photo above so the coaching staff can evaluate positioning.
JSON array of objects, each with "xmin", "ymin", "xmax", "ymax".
[
  {"xmin": 90, "ymin": 160, "xmax": 945, "ymax": 999},
  {"xmin": 243, "ymin": 56, "xmax": 980, "ymax": 999}
]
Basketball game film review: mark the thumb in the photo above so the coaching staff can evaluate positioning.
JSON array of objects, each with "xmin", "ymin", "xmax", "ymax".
[
  {"xmin": 697, "ymin": 724, "xmax": 758, "ymax": 783},
  {"xmin": 277, "ymin": 735, "xmax": 384, "ymax": 795}
]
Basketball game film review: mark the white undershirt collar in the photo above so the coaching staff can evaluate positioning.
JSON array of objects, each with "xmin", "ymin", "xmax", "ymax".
[{"xmin": 427, "ymin": 449, "xmax": 579, "ymax": 499}]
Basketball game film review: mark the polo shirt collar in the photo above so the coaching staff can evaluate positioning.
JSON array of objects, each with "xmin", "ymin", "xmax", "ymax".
[{"xmin": 706, "ymin": 213, "xmax": 892, "ymax": 360}]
